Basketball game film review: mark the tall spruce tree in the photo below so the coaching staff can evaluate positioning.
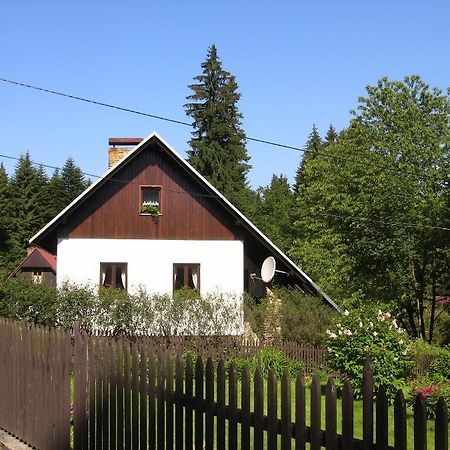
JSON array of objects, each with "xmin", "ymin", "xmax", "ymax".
[
  {"xmin": 184, "ymin": 45, "xmax": 250, "ymax": 208},
  {"xmin": 0, "ymin": 164, "xmax": 10, "ymax": 265},
  {"xmin": 60, "ymin": 157, "xmax": 89, "ymax": 207},
  {"xmin": 7, "ymin": 153, "xmax": 51, "ymax": 266},
  {"xmin": 294, "ymin": 124, "xmax": 323, "ymax": 193},
  {"xmin": 324, "ymin": 124, "xmax": 338, "ymax": 146}
]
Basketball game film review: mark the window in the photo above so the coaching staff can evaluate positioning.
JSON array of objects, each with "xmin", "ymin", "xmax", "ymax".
[
  {"xmin": 140, "ymin": 186, "xmax": 161, "ymax": 215},
  {"xmin": 32, "ymin": 271, "xmax": 43, "ymax": 284},
  {"xmin": 173, "ymin": 263, "xmax": 200, "ymax": 293},
  {"xmin": 100, "ymin": 263, "xmax": 127, "ymax": 290}
]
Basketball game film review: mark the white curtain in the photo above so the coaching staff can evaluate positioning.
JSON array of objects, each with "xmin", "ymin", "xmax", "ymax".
[
  {"xmin": 192, "ymin": 270, "xmax": 198, "ymax": 289},
  {"xmin": 101, "ymin": 269, "xmax": 106, "ymax": 285},
  {"xmin": 120, "ymin": 269, "xmax": 126, "ymax": 288}
]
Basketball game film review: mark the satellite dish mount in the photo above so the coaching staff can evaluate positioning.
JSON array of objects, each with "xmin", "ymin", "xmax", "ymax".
[{"xmin": 250, "ymin": 256, "xmax": 289, "ymax": 284}]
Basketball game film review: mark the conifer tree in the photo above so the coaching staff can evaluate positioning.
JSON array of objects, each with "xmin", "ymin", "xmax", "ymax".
[
  {"xmin": 294, "ymin": 124, "xmax": 323, "ymax": 193},
  {"xmin": 184, "ymin": 45, "xmax": 250, "ymax": 208},
  {"xmin": 253, "ymin": 174, "xmax": 295, "ymax": 252},
  {"xmin": 60, "ymin": 157, "xmax": 89, "ymax": 207},
  {"xmin": 324, "ymin": 124, "xmax": 338, "ymax": 146},
  {"xmin": 7, "ymin": 153, "xmax": 51, "ymax": 265},
  {"xmin": 0, "ymin": 164, "xmax": 10, "ymax": 262}
]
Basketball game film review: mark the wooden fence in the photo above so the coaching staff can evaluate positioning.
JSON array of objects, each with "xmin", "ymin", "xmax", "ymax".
[{"xmin": 0, "ymin": 318, "xmax": 448, "ymax": 449}]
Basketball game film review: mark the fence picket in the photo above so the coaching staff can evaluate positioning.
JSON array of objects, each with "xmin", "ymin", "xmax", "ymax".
[
  {"xmin": 310, "ymin": 374, "xmax": 321, "ymax": 450},
  {"xmin": 281, "ymin": 370, "xmax": 291, "ymax": 450},
  {"xmin": 325, "ymin": 378, "xmax": 337, "ymax": 450},
  {"xmin": 117, "ymin": 340, "xmax": 125, "ymax": 450},
  {"xmin": 295, "ymin": 374, "xmax": 306, "ymax": 450},
  {"xmin": 229, "ymin": 362, "xmax": 238, "ymax": 450},
  {"xmin": 205, "ymin": 358, "xmax": 214, "ymax": 449},
  {"xmin": 435, "ymin": 397, "xmax": 448, "ymax": 450},
  {"xmin": 268, "ymin": 369, "xmax": 278, "ymax": 449},
  {"xmin": 241, "ymin": 365, "xmax": 251, "ymax": 450},
  {"xmin": 148, "ymin": 350, "xmax": 156, "ymax": 450},
  {"xmin": 217, "ymin": 359, "xmax": 226, "ymax": 450},
  {"xmin": 195, "ymin": 355, "xmax": 204, "ymax": 450},
  {"xmin": 109, "ymin": 338, "xmax": 118, "ymax": 450},
  {"xmin": 414, "ymin": 394, "xmax": 427, "ymax": 450},
  {"xmin": 185, "ymin": 353, "xmax": 194, "ymax": 450},
  {"xmin": 254, "ymin": 367, "xmax": 264, "ymax": 450},
  {"xmin": 362, "ymin": 359, "xmax": 374, "ymax": 450},
  {"xmin": 166, "ymin": 355, "xmax": 174, "ymax": 450},
  {"xmin": 394, "ymin": 390, "xmax": 407, "ymax": 450},
  {"xmin": 157, "ymin": 351, "xmax": 165, "ymax": 450},
  {"xmin": 175, "ymin": 353, "xmax": 183, "ymax": 450},
  {"xmin": 342, "ymin": 381, "xmax": 354, "ymax": 450},
  {"xmin": 376, "ymin": 386, "xmax": 388, "ymax": 450}
]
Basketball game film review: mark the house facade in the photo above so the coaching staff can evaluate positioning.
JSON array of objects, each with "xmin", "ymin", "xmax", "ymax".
[{"xmin": 30, "ymin": 133, "xmax": 337, "ymax": 334}]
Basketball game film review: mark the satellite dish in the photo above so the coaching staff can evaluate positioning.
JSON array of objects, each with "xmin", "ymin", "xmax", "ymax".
[{"xmin": 261, "ymin": 256, "xmax": 276, "ymax": 283}]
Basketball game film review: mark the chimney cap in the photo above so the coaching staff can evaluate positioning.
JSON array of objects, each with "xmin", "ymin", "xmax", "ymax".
[{"xmin": 109, "ymin": 137, "xmax": 143, "ymax": 147}]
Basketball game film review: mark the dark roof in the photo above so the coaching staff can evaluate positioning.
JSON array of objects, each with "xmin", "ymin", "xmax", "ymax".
[
  {"xmin": 9, "ymin": 247, "xmax": 57, "ymax": 278},
  {"xmin": 30, "ymin": 132, "xmax": 339, "ymax": 310}
]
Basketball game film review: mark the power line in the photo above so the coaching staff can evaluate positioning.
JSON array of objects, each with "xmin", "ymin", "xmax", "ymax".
[
  {"xmin": 1, "ymin": 151, "xmax": 450, "ymax": 233},
  {"xmin": 0, "ymin": 76, "xmax": 432, "ymax": 181}
]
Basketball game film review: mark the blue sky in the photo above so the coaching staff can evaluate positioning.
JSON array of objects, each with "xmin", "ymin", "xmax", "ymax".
[{"xmin": 0, "ymin": 1, "xmax": 448, "ymax": 188}]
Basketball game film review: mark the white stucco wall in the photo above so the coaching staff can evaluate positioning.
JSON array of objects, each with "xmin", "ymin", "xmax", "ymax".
[
  {"xmin": 57, "ymin": 238, "xmax": 243, "ymax": 295},
  {"xmin": 56, "ymin": 238, "xmax": 244, "ymax": 334}
]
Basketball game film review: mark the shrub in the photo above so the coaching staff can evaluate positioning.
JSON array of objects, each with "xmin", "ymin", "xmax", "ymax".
[
  {"xmin": 326, "ymin": 308, "xmax": 412, "ymax": 400},
  {"xmin": 0, "ymin": 276, "xmax": 57, "ymax": 325},
  {"xmin": 276, "ymin": 288, "xmax": 338, "ymax": 346},
  {"xmin": 407, "ymin": 376, "xmax": 450, "ymax": 418},
  {"xmin": 225, "ymin": 348, "xmax": 304, "ymax": 380},
  {"xmin": 430, "ymin": 347, "xmax": 450, "ymax": 381}
]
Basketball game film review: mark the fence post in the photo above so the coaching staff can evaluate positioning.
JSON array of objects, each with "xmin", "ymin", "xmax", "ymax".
[
  {"xmin": 414, "ymin": 394, "xmax": 427, "ymax": 450},
  {"xmin": 394, "ymin": 390, "xmax": 407, "ymax": 450},
  {"xmin": 435, "ymin": 397, "xmax": 448, "ymax": 450},
  {"xmin": 310, "ymin": 374, "xmax": 321, "ymax": 450},
  {"xmin": 325, "ymin": 378, "xmax": 337, "ymax": 450},
  {"xmin": 376, "ymin": 385, "xmax": 388, "ymax": 450},
  {"xmin": 362, "ymin": 358, "xmax": 373, "ymax": 450}
]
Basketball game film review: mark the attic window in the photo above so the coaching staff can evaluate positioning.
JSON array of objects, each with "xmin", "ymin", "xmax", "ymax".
[
  {"xmin": 140, "ymin": 186, "xmax": 161, "ymax": 215},
  {"xmin": 100, "ymin": 262, "xmax": 127, "ymax": 290}
]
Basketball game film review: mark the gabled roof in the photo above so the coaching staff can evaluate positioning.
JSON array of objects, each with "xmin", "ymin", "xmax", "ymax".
[
  {"xmin": 30, "ymin": 132, "xmax": 339, "ymax": 310},
  {"xmin": 9, "ymin": 247, "xmax": 57, "ymax": 278}
]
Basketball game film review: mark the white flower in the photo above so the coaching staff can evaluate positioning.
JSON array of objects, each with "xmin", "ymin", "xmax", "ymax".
[
  {"xmin": 344, "ymin": 329, "xmax": 353, "ymax": 336},
  {"xmin": 338, "ymin": 329, "xmax": 343, "ymax": 335},
  {"xmin": 336, "ymin": 323, "xmax": 342, "ymax": 329},
  {"xmin": 364, "ymin": 345, "xmax": 369, "ymax": 352},
  {"xmin": 399, "ymin": 339, "xmax": 403, "ymax": 345},
  {"xmin": 343, "ymin": 309, "xmax": 349, "ymax": 316},
  {"xmin": 359, "ymin": 321, "xmax": 363, "ymax": 328},
  {"xmin": 369, "ymin": 321, "xmax": 374, "ymax": 328},
  {"xmin": 373, "ymin": 331, "xmax": 378, "ymax": 336},
  {"xmin": 392, "ymin": 319, "xmax": 398, "ymax": 329},
  {"xmin": 386, "ymin": 312, "xmax": 391, "ymax": 318},
  {"xmin": 327, "ymin": 331, "xmax": 337, "ymax": 339},
  {"xmin": 393, "ymin": 357, "xmax": 398, "ymax": 362}
]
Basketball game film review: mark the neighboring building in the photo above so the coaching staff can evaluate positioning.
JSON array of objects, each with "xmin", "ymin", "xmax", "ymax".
[
  {"xmin": 29, "ymin": 133, "xmax": 338, "ymax": 333},
  {"xmin": 9, "ymin": 247, "xmax": 57, "ymax": 285}
]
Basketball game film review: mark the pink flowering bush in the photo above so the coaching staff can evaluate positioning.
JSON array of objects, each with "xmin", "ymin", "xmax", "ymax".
[
  {"xmin": 326, "ymin": 308, "xmax": 412, "ymax": 400},
  {"xmin": 407, "ymin": 376, "xmax": 450, "ymax": 418}
]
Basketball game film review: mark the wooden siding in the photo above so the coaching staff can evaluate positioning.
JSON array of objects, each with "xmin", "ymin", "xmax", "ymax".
[{"xmin": 59, "ymin": 141, "xmax": 240, "ymax": 241}]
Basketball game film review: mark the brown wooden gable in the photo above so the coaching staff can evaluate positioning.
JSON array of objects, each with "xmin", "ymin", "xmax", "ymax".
[{"xmin": 57, "ymin": 139, "xmax": 240, "ymax": 241}]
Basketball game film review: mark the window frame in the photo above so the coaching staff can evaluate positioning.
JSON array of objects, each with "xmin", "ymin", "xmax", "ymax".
[
  {"xmin": 140, "ymin": 185, "xmax": 162, "ymax": 215},
  {"xmin": 173, "ymin": 263, "xmax": 200, "ymax": 294},
  {"xmin": 99, "ymin": 262, "xmax": 128, "ymax": 291}
]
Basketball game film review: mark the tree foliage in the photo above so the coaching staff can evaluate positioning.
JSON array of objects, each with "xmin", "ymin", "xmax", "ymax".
[
  {"xmin": 252, "ymin": 175, "xmax": 295, "ymax": 252},
  {"xmin": 185, "ymin": 44, "xmax": 251, "ymax": 208},
  {"xmin": 293, "ymin": 76, "xmax": 450, "ymax": 341},
  {"xmin": 0, "ymin": 154, "xmax": 88, "ymax": 270}
]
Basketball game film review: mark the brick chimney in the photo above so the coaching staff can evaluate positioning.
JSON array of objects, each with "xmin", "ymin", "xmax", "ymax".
[{"xmin": 108, "ymin": 138, "xmax": 143, "ymax": 168}]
